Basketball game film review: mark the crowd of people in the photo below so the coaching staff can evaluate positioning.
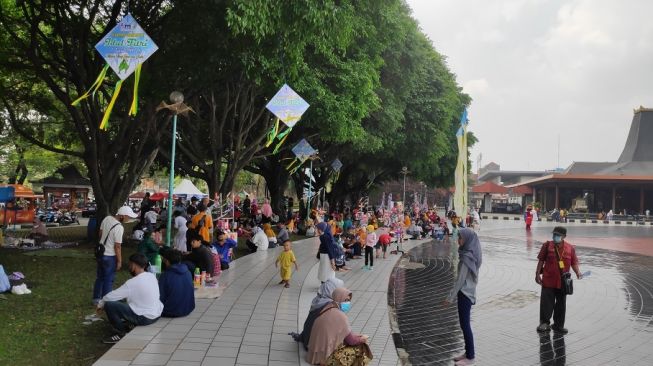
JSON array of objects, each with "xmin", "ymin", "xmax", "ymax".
[{"xmin": 91, "ymin": 193, "xmax": 583, "ymax": 366}]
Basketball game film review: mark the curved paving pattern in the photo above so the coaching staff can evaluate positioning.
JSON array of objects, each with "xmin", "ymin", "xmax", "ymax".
[{"xmin": 389, "ymin": 221, "xmax": 653, "ymax": 365}]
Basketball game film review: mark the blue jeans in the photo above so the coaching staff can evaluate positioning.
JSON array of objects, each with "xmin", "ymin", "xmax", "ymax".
[
  {"xmin": 457, "ymin": 291, "xmax": 475, "ymax": 359},
  {"xmin": 104, "ymin": 301, "xmax": 158, "ymax": 334},
  {"xmin": 93, "ymin": 255, "xmax": 117, "ymax": 301}
]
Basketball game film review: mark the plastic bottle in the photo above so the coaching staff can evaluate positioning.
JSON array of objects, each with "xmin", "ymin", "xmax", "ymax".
[
  {"xmin": 153, "ymin": 254, "xmax": 162, "ymax": 274},
  {"xmin": 194, "ymin": 267, "xmax": 201, "ymax": 288},
  {"xmin": 201, "ymin": 271, "xmax": 206, "ymax": 287}
]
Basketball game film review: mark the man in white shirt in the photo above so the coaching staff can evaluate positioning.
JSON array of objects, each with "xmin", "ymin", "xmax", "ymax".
[
  {"xmin": 97, "ymin": 253, "xmax": 163, "ymax": 344},
  {"xmin": 93, "ymin": 206, "xmax": 138, "ymax": 305},
  {"xmin": 144, "ymin": 207, "xmax": 158, "ymax": 232}
]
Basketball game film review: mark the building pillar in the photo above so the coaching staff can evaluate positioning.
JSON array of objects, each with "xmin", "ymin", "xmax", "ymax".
[
  {"xmin": 555, "ymin": 184, "xmax": 560, "ymax": 209},
  {"xmin": 640, "ymin": 187, "xmax": 645, "ymax": 214},
  {"xmin": 612, "ymin": 186, "xmax": 616, "ymax": 211},
  {"xmin": 533, "ymin": 187, "xmax": 537, "ymax": 204}
]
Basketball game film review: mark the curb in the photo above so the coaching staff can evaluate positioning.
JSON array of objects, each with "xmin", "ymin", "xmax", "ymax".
[{"xmin": 480, "ymin": 215, "xmax": 653, "ymax": 226}]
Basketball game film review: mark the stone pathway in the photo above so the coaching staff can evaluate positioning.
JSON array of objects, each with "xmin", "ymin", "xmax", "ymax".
[
  {"xmin": 94, "ymin": 235, "xmax": 426, "ymax": 366},
  {"xmin": 390, "ymin": 221, "xmax": 653, "ymax": 365}
]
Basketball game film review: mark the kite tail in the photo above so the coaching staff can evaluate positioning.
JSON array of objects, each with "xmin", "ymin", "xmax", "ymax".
[
  {"xmin": 71, "ymin": 64, "xmax": 110, "ymax": 106},
  {"xmin": 128, "ymin": 63, "xmax": 142, "ymax": 116},
  {"xmin": 99, "ymin": 79, "xmax": 124, "ymax": 130}
]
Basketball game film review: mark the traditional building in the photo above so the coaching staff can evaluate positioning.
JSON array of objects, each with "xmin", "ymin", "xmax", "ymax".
[
  {"xmin": 31, "ymin": 165, "xmax": 92, "ymax": 209},
  {"xmin": 511, "ymin": 107, "xmax": 653, "ymax": 214}
]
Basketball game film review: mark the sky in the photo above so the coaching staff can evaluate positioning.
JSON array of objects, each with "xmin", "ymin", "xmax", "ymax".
[{"xmin": 406, "ymin": 0, "xmax": 653, "ymax": 172}]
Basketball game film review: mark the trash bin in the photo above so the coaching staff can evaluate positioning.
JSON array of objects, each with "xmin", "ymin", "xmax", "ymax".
[{"xmin": 87, "ymin": 216, "xmax": 98, "ymax": 241}]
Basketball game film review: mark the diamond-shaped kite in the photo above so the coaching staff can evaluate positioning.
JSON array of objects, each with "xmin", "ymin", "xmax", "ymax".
[
  {"xmin": 266, "ymin": 84, "xmax": 310, "ymax": 128},
  {"xmin": 72, "ymin": 13, "xmax": 158, "ymax": 129},
  {"xmin": 95, "ymin": 14, "xmax": 159, "ymax": 80},
  {"xmin": 331, "ymin": 159, "xmax": 343, "ymax": 172},
  {"xmin": 291, "ymin": 139, "xmax": 316, "ymax": 163}
]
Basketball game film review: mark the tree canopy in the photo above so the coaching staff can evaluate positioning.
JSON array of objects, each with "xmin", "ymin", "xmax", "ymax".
[{"xmin": 0, "ymin": 0, "xmax": 476, "ymax": 220}]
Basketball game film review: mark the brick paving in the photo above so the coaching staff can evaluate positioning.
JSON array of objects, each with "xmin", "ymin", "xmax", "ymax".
[
  {"xmin": 389, "ymin": 221, "xmax": 653, "ymax": 365},
  {"xmin": 93, "ymin": 235, "xmax": 426, "ymax": 366}
]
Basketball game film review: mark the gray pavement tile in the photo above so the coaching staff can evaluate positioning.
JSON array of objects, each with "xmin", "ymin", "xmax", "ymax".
[
  {"xmin": 169, "ymin": 349, "xmax": 207, "ymax": 362},
  {"xmin": 270, "ymin": 341, "xmax": 298, "ymax": 352},
  {"xmin": 206, "ymin": 346, "xmax": 240, "ymax": 358},
  {"xmin": 238, "ymin": 344, "xmax": 270, "ymax": 355},
  {"xmin": 236, "ymin": 353, "xmax": 269, "ymax": 365},
  {"xmin": 93, "ymin": 361, "xmax": 132, "ymax": 366},
  {"xmin": 201, "ymin": 357, "xmax": 236, "ymax": 366},
  {"xmin": 131, "ymin": 352, "xmax": 171, "ymax": 365},
  {"xmin": 217, "ymin": 327, "xmax": 246, "ymax": 337},
  {"xmin": 141, "ymin": 343, "xmax": 176, "ymax": 354},
  {"xmin": 183, "ymin": 337, "xmax": 213, "ymax": 344},
  {"xmin": 112, "ymin": 338, "xmax": 150, "ymax": 350},
  {"xmin": 154, "ymin": 331, "xmax": 188, "ymax": 340},
  {"xmin": 177, "ymin": 342, "xmax": 210, "ymax": 351},
  {"xmin": 186, "ymin": 330, "xmax": 217, "ymax": 339},
  {"xmin": 269, "ymin": 350, "xmax": 297, "ymax": 362},
  {"xmin": 212, "ymin": 335, "xmax": 244, "ymax": 344},
  {"xmin": 149, "ymin": 338, "xmax": 182, "ymax": 346},
  {"xmin": 165, "ymin": 361, "xmax": 201, "ymax": 366}
]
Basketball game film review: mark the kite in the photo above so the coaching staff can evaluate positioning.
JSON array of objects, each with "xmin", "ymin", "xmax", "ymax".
[
  {"xmin": 286, "ymin": 139, "xmax": 316, "ymax": 174},
  {"xmin": 72, "ymin": 13, "xmax": 158, "ymax": 130},
  {"xmin": 265, "ymin": 84, "xmax": 310, "ymax": 153}
]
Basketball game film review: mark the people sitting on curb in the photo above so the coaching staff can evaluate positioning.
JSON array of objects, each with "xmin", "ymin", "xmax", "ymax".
[
  {"xmin": 183, "ymin": 231, "xmax": 215, "ymax": 276},
  {"xmin": 213, "ymin": 230, "xmax": 237, "ymax": 270},
  {"xmin": 159, "ymin": 247, "xmax": 195, "ymax": 318},
  {"xmin": 96, "ymin": 253, "xmax": 163, "ymax": 344},
  {"xmin": 246, "ymin": 225, "xmax": 269, "ymax": 253}
]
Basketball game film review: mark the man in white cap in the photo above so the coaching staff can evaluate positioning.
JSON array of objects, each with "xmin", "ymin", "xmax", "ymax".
[{"xmin": 93, "ymin": 206, "xmax": 138, "ymax": 305}]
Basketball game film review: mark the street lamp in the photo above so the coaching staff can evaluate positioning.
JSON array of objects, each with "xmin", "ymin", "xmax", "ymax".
[
  {"xmin": 306, "ymin": 151, "xmax": 319, "ymax": 220},
  {"xmin": 401, "ymin": 166, "xmax": 409, "ymax": 211},
  {"xmin": 157, "ymin": 91, "xmax": 192, "ymax": 247}
]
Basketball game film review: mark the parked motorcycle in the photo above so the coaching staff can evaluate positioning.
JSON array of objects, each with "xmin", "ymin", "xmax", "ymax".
[{"xmin": 59, "ymin": 211, "xmax": 80, "ymax": 226}]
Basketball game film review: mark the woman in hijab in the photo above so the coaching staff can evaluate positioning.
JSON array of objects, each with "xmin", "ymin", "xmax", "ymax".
[
  {"xmin": 306, "ymin": 287, "xmax": 371, "ymax": 365},
  {"xmin": 30, "ymin": 217, "xmax": 49, "ymax": 245},
  {"xmin": 445, "ymin": 228, "xmax": 482, "ymax": 366},
  {"xmin": 291, "ymin": 278, "xmax": 345, "ymax": 350},
  {"xmin": 317, "ymin": 222, "xmax": 338, "ymax": 283}
]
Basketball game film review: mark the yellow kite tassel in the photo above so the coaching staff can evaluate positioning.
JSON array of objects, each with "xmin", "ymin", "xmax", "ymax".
[
  {"xmin": 286, "ymin": 158, "xmax": 299, "ymax": 170},
  {"xmin": 273, "ymin": 132, "xmax": 291, "ymax": 154},
  {"xmin": 128, "ymin": 63, "xmax": 142, "ymax": 116},
  {"xmin": 71, "ymin": 64, "xmax": 110, "ymax": 106},
  {"xmin": 99, "ymin": 80, "xmax": 124, "ymax": 130},
  {"xmin": 265, "ymin": 118, "xmax": 280, "ymax": 147}
]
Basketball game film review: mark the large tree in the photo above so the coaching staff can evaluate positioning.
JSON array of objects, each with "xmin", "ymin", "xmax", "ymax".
[{"xmin": 0, "ymin": 1, "xmax": 174, "ymax": 220}]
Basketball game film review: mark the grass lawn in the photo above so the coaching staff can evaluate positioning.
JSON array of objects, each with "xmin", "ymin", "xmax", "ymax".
[{"xmin": 0, "ymin": 223, "xmax": 261, "ymax": 366}]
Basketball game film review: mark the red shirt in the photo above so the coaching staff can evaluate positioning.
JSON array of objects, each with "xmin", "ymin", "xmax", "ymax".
[
  {"xmin": 537, "ymin": 241, "xmax": 578, "ymax": 289},
  {"xmin": 378, "ymin": 233, "xmax": 392, "ymax": 246}
]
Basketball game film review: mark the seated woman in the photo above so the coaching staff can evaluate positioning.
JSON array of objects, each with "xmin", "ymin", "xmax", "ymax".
[
  {"xmin": 291, "ymin": 278, "xmax": 344, "ymax": 350},
  {"xmin": 306, "ymin": 287, "xmax": 371, "ymax": 365},
  {"xmin": 263, "ymin": 223, "xmax": 277, "ymax": 248},
  {"xmin": 29, "ymin": 218, "xmax": 48, "ymax": 245}
]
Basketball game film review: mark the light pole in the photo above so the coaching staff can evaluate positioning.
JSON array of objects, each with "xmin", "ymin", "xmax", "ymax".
[
  {"xmin": 306, "ymin": 151, "xmax": 319, "ymax": 220},
  {"xmin": 159, "ymin": 91, "xmax": 189, "ymax": 247},
  {"xmin": 401, "ymin": 166, "xmax": 409, "ymax": 211}
]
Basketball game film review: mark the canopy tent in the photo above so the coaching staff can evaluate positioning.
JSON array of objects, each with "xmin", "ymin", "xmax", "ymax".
[{"xmin": 173, "ymin": 179, "xmax": 207, "ymax": 199}]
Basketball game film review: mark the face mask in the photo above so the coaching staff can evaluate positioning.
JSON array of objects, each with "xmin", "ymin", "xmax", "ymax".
[
  {"xmin": 553, "ymin": 235, "xmax": 562, "ymax": 244},
  {"xmin": 339, "ymin": 301, "xmax": 352, "ymax": 313}
]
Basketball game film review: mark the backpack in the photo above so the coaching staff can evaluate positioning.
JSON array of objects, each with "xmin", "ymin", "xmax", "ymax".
[
  {"xmin": 95, "ymin": 223, "xmax": 120, "ymax": 260},
  {"xmin": 195, "ymin": 214, "xmax": 206, "ymax": 233}
]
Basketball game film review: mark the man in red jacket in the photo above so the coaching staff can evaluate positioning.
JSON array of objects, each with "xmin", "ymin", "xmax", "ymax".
[{"xmin": 535, "ymin": 226, "xmax": 583, "ymax": 334}]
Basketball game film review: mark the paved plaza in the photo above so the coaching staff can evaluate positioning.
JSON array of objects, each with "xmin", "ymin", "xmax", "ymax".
[
  {"xmin": 390, "ymin": 221, "xmax": 653, "ymax": 365},
  {"xmin": 94, "ymin": 220, "xmax": 653, "ymax": 366}
]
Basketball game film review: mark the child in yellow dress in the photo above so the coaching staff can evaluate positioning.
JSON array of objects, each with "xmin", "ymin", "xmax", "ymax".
[{"xmin": 276, "ymin": 240, "xmax": 299, "ymax": 288}]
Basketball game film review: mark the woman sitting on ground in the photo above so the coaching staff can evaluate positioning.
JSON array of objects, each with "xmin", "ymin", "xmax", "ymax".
[
  {"xmin": 291, "ymin": 278, "xmax": 344, "ymax": 350},
  {"xmin": 306, "ymin": 287, "xmax": 372, "ymax": 365},
  {"xmin": 30, "ymin": 217, "xmax": 48, "ymax": 245}
]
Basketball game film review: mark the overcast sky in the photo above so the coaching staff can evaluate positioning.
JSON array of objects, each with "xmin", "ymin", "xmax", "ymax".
[{"xmin": 406, "ymin": 0, "xmax": 653, "ymax": 172}]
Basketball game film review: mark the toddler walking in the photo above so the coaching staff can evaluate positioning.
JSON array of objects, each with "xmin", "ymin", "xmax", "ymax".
[
  {"xmin": 363, "ymin": 225, "xmax": 377, "ymax": 270},
  {"xmin": 276, "ymin": 240, "xmax": 299, "ymax": 288}
]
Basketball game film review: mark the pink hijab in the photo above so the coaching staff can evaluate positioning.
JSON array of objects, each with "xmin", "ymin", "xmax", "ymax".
[{"xmin": 261, "ymin": 199, "xmax": 273, "ymax": 218}]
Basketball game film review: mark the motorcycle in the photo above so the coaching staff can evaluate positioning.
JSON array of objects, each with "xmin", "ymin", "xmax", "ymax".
[{"xmin": 59, "ymin": 211, "xmax": 80, "ymax": 226}]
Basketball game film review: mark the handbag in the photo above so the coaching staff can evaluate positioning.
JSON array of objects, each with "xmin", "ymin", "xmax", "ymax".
[
  {"xmin": 553, "ymin": 243, "xmax": 573, "ymax": 295},
  {"xmin": 95, "ymin": 223, "xmax": 120, "ymax": 260}
]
